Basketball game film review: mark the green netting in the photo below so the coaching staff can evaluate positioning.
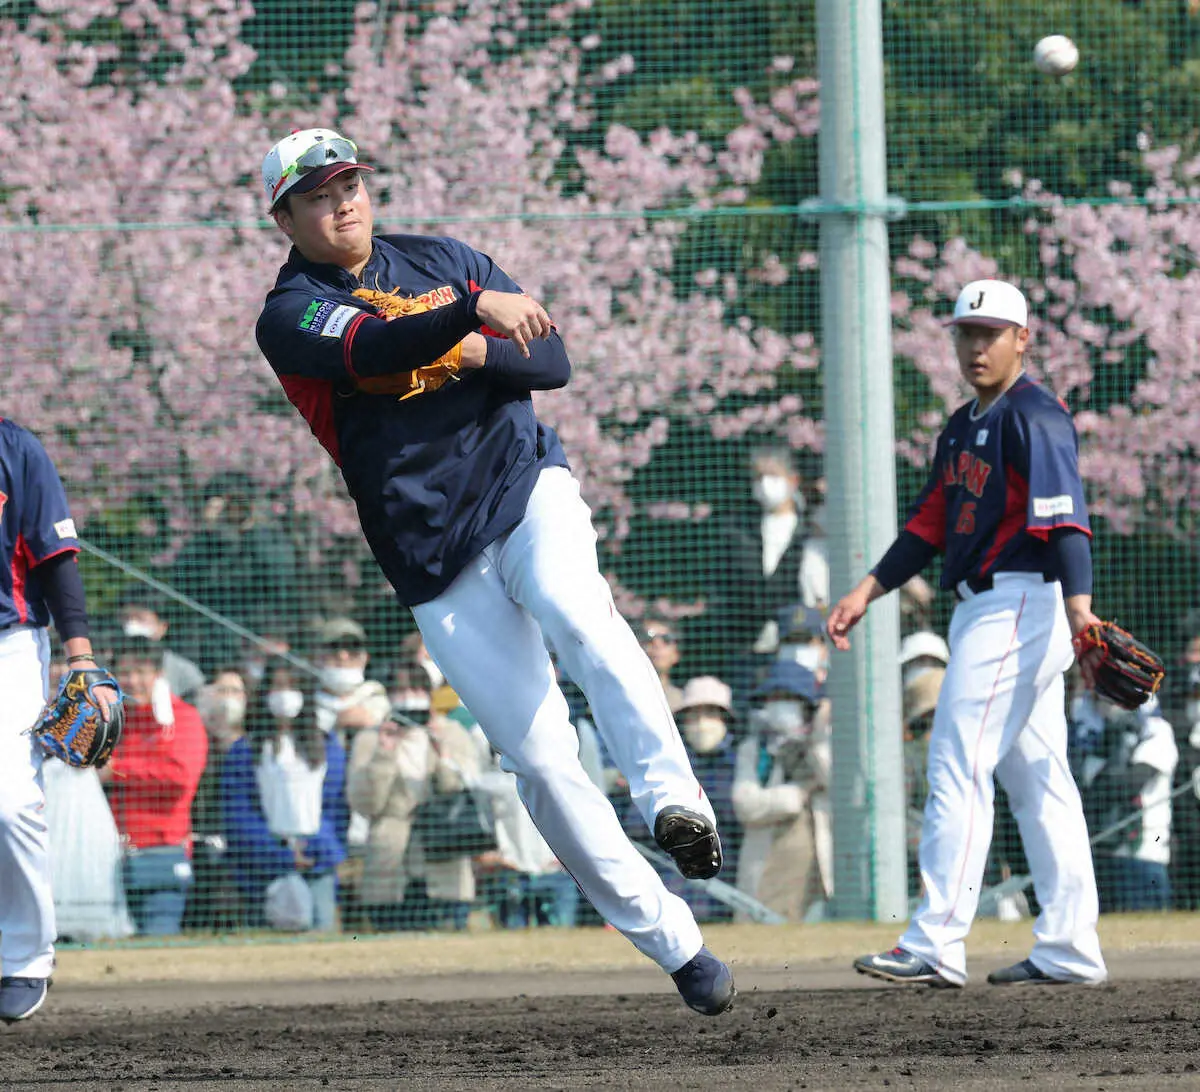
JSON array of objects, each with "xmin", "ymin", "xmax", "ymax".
[{"xmin": 4, "ymin": 1, "xmax": 1199, "ymax": 944}]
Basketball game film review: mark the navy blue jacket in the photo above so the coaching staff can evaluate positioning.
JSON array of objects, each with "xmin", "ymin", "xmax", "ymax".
[{"xmin": 256, "ymin": 234, "xmax": 570, "ymax": 604}]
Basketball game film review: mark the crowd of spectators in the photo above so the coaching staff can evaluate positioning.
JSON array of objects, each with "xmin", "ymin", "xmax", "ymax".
[{"xmin": 40, "ymin": 461, "xmax": 1200, "ymax": 938}]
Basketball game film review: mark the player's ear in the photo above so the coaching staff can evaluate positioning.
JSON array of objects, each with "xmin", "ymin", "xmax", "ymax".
[
  {"xmin": 271, "ymin": 204, "xmax": 294, "ymax": 238},
  {"xmin": 1014, "ymin": 325, "xmax": 1031, "ymax": 352}
]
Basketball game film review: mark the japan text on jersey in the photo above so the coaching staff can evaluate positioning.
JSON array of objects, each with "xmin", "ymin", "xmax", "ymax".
[{"xmin": 902, "ymin": 377, "xmax": 1089, "ymax": 589}]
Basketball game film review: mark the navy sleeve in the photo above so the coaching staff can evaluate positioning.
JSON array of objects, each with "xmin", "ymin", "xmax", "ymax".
[
  {"xmin": 900, "ymin": 433, "xmax": 949, "ymax": 551},
  {"xmin": 1008, "ymin": 401, "xmax": 1090, "ymax": 539},
  {"xmin": 17, "ymin": 429, "xmax": 80, "ymax": 563},
  {"xmin": 37, "ymin": 552, "xmax": 89, "ymax": 640},
  {"xmin": 1049, "ymin": 526, "xmax": 1093, "ymax": 598},
  {"xmin": 485, "ymin": 332, "xmax": 571, "ymax": 390},
  {"xmin": 872, "ymin": 530, "xmax": 939, "ymax": 593},
  {"xmin": 448, "ymin": 241, "xmax": 571, "ymax": 391},
  {"xmin": 256, "ymin": 289, "xmax": 482, "ymax": 384}
]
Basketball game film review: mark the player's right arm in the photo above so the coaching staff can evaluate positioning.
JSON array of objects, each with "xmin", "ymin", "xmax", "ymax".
[{"xmin": 827, "ymin": 435, "xmax": 948, "ymax": 651}]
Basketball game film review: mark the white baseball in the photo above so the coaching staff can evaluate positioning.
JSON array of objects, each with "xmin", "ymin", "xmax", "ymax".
[{"xmin": 1033, "ymin": 35, "xmax": 1079, "ymax": 76}]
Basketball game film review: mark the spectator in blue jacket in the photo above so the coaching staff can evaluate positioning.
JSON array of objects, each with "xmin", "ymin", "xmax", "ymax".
[{"xmin": 221, "ymin": 659, "xmax": 347, "ymax": 930}]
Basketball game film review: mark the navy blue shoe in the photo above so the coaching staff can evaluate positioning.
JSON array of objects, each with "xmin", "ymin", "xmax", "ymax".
[
  {"xmin": 0, "ymin": 977, "xmax": 50, "ymax": 1024},
  {"xmin": 671, "ymin": 947, "xmax": 735, "ymax": 1015},
  {"xmin": 987, "ymin": 959, "xmax": 1065, "ymax": 986},
  {"xmin": 654, "ymin": 806, "xmax": 722, "ymax": 880},
  {"xmin": 853, "ymin": 947, "xmax": 958, "ymax": 988}
]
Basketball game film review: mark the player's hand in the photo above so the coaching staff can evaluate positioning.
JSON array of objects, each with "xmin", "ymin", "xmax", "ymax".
[
  {"xmin": 475, "ymin": 290, "xmax": 552, "ymax": 358},
  {"xmin": 827, "ymin": 588, "xmax": 870, "ymax": 651},
  {"xmin": 62, "ymin": 653, "xmax": 120, "ymax": 721},
  {"xmin": 1066, "ymin": 599, "xmax": 1105, "ymax": 688},
  {"xmin": 457, "ymin": 332, "xmax": 488, "ymax": 371}
]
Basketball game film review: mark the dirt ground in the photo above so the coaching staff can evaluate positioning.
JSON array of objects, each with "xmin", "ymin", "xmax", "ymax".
[{"xmin": 5, "ymin": 917, "xmax": 1200, "ymax": 1091}]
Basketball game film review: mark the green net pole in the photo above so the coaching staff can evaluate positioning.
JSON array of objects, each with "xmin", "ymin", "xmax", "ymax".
[{"xmin": 817, "ymin": 0, "xmax": 908, "ymax": 923}]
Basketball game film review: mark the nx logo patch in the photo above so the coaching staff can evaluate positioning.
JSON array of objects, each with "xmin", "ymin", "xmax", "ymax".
[{"xmin": 297, "ymin": 298, "xmax": 338, "ymax": 333}]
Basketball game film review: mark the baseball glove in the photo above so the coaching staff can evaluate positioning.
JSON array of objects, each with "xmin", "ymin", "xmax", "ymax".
[
  {"xmin": 30, "ymin": 667, "xmax": 125, "ymax": 768},
  {"xmin": 351, "ymin": 287, "xmax": 463, "ymax": 399},
  {"xmin": 1072, "ymin": 622, "xmax": 1166, "ymax": 711}
]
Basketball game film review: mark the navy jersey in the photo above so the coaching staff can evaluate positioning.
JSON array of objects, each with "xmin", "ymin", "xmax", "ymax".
[
  {"xmin": 255, "ymin": 234, "xmax": 570, "ymax": 605},
  {"xmin": 0, "ymin": 419, "xmax": 81, "ymax": 627},
  {"xmin": 903, "ymin": 375, "xmax": 1089, "ymax": 589}
]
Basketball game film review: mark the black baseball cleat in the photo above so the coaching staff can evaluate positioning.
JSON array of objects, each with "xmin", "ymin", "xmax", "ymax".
[
  {"xmin": 653, "ymin": 805, "xmax": 722, "ymax": 880},
  {"xmin": 0, "ymin": 977, "xmax": 50, "ymax": 1024},
  {"xmin": 671, "ymin": 947, "xmax": 736, "ymax": 1015},
  {"xmin": 987, "ymin": 959, "xmax": 1067, "ymax": 986},
  {"xmin": 853, "ymin": 947, "xmax": 960, "ymax": 988}
]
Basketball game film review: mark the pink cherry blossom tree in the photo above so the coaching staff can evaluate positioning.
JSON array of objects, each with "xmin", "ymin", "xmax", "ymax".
[
  {"xmin": 1, "ymin": 0, "xmax": 818, "ymax": 615},
  {"xmin": 891, "ymin": 147, "xmax": 1200, "ymax": 540}
]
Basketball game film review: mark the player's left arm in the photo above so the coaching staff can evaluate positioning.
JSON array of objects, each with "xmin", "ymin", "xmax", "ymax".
[
  {"xmin": 455, "ymin": 240, "xmax": 570, "ymax": 390},
  {"xmin": 1010, "ymin": 404, "xmax": 1101, "ymax": 639},
  {"xmin": 18, "ymin": 432, "xmax": 120, "ymax": 712}
]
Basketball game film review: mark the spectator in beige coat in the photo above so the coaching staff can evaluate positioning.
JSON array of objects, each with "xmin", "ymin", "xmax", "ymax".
[
  {"xmin": 731, "ymin": 661, "xmax": 831, "ymax": 923},
  {"xmin": 346, "ymin": 666, "xmax": 481, "ymax": 931}
]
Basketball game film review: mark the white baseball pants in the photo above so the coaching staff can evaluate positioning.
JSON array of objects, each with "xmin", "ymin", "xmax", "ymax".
[
  {"xmin": 413, "ymin": 467, "xmax": 712, "ymax": 972},
  {"xmin": 900, "ymin": 574, "xmax": 1106, "ymax": 985},
  {"xmin": 0, "ymin": 625, "xmax": 55, "ymax": 980}
]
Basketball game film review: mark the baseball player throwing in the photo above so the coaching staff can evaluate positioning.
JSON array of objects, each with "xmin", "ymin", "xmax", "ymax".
[
  {"xmin": 827, "ymin": 279, "xmax": 1108, "ymax": 988},
  {"xmin": 254, "ymin": 129, "xmax": 733, "ymax": 1014},
  {"xmin": 0, "ymin": 418, "xmax": 118, "ymax": 1023}
]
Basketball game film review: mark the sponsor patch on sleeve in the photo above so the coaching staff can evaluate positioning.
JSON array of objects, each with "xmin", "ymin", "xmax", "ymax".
[
  {"xmin": 54, "ymin": 518, "xmax": 77, "ymax": 539},
  {"xmin": 1033, "ymin": 495, "xmax": 1074, "ymax": 518},
  {"xmin": 297, "ymin": 298, "xmax": 338, "ymax": 333},
  {"xmin": 318, "ymin": 305, "xmax": 360, "ymax": 339}
]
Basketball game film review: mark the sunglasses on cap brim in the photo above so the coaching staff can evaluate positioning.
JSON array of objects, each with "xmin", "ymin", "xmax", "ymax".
[
  {"xmin": 273, "ymin": 137, "xmax": 360, "ymax": 201},
  {"xmin": 295, "ymin": 136, "xmax": 358, "ymax": 174}
]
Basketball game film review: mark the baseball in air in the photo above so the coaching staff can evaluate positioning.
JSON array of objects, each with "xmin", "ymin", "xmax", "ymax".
[{"xmin": 1033, "ymin": 35, "xmax": 1079, "ymax": 76}]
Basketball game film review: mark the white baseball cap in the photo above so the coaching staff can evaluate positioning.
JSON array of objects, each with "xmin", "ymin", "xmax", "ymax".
[
  {"xmin": 261, "ymin": 127, "xmax": 374, "ymax": 211},
  {"xmin": 899, "ymin": 630, "xmax": 951, "ymax": 667},
  {"xmin": 948, "ymin": 279, "xmax": 1029, "ymax": 328}
]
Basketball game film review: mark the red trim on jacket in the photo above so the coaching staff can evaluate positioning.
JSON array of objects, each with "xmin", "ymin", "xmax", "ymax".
[
  {"xmin": 342, "ymin": 311, "xmax": 370, "ymax": 380},
  {"xmin": 1024, "ymin": 519, "xmax": 1092, "ymax": 542},
  {"xmin": 979, "ymin": 465, "xmax": 1028, "ymax": 574},
  {"xmin": 905, "ymin": 480, "xmax": 948, "ymax": 550},
  {"xmin": 278, "ymin": 375, "xmax": 342, "ymax": 467}
]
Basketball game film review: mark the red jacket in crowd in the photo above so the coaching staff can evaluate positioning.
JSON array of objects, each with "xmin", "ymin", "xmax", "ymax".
[{"xmin": 105, "ymin": 695, "xmax": 208, "ymax": 851}]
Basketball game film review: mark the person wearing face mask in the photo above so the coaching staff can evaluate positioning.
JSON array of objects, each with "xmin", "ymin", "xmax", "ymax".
[
  {"xmin": 347, "ymin": 665, "xmax": 481, "ymax": 931},
  {"xmin": 704, "ymin": 448, "xmax": 827, "ymax": 702},
  {"xmin": 731, "ymin": 660, "xmax": 831, "ymax": 923},
  {"xmin": 221, "ymin": 660, "xmax": 347, "ymax": 931},
  {"xmin": 309, "ymin": 618, "xmax": 390, "ymax": 745},
  {"xmin": 117, "ymin": 592, "xmax": 206, "ymax": 703},
  {"xmin": 663, "ymin": 677, "xmax": 742, "ymax": 923},
  {"xmin": 100, "ymin": 637, "xmax": 209, "ymax": 936},
  {"xmin": 774, "ymin": 604, "xmax": 831, "ymax": 685},
  {"xmin": 184, "ymin": 667, "xmax": 250, "ymax": 931}
]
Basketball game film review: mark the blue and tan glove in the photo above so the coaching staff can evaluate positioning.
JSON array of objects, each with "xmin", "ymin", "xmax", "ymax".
[{"xmin": 30, "ymin": 667, "xmax": 125, "ymax": 768}]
